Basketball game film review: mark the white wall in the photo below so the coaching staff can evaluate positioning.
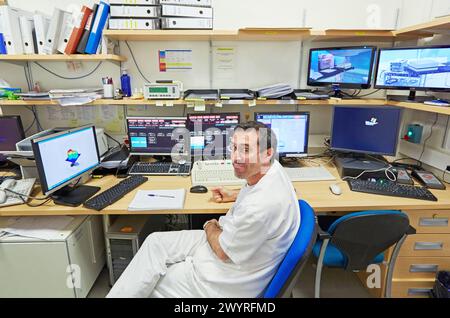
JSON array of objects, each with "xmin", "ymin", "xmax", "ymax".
[{"xmin": 1, "ymin": 0, "xmax": 449, "ymax": 171}]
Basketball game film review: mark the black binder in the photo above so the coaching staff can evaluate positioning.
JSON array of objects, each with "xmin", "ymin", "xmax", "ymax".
[{"xmin": 76, "ymin": 3, "xmax": 98, "ymax": 54}]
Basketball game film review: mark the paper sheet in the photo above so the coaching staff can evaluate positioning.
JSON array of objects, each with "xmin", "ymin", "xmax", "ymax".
[
  {"xmin": 1, "ymin": 216, "xmax": 74, "ymax": 240},
  {"xmin": 128, "ymin": 189, "xmax": 186, "ymax": 211}
]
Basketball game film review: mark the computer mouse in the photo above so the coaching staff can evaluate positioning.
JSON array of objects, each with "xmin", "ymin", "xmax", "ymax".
[
  {"xmin": 329, "ymin": 183, "xmax": 342, "ymax": 195},
  {"xmin": 0, "ymin": 190, "xmax": 6, "ymax": 204},
  {"xmin": 190, "ymin": 185, "xmax": 208, "ymax": 194}
]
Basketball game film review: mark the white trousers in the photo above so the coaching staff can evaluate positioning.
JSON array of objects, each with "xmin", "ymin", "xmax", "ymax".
[{"xmin": 106, "ymin": 230, "xmax": 216, "ymax": 298}]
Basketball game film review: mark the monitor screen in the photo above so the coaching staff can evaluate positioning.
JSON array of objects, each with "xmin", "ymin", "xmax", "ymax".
[
  {"xmin": 32, "ymin": 126, "xmax": 100, "ymax": 195},
  {"xmin": 255, "ymin": 112, "xmax": 310, "ymax": 157},
  {"xmin": 127, "ymin": 117, "xmax": 188, "ymax": 155},
  {"xmin": 187, "ymin": 113, "xmax": 240, "ymax": 156},
  {"xmin": 307, "ymin": 46, "xmax": 376, "ymax": 88},
  {"xmin": 331, "ymin": 106, "xmax": 402, "ymax": 156},
  {"xmin": 0, "ymin": 116, "xmax": 25, "ymax": 161},
  {"xmin": 374, "ymin": 45, "xmax": 450, "ymax": 91}
]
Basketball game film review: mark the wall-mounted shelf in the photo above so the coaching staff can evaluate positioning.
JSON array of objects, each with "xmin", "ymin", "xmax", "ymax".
[
  {"xmin": 0, "ymin": 54, "xmax": 127, "ymax": 63},
  {"xmin": 309, "ymin": 29, "xmax": 400, "ymax": 42},
  {"xmin": 1, "ymin": 98, "xmax": 449, "ymax": 115},
  {"xmin": 394, "ymin": 16, "xmax": 450, "ymax": 37}
]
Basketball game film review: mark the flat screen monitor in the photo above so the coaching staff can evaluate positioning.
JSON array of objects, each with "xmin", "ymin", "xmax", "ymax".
[
  {"xmin": 187, "ymin": 113, "xmax": 240, "ymax": 156},
  {"xmin": 374, "ymin": 45, "xmax": 450, "ymax": 94},
  {"xmin": 307, "ymin": 46, "xmax": 376, "ymax": 89},
  {"xmin": 32, "ymin": 126, "xmax": 101, "ymax": 196},
  {"xmin": 127, "ymin": 117, "xmax": 188, "ymax": 156},
  {"xmin": 331, "ymin": 106, "xmax": 402, "ymax": 156},
  {"xmin": 0, "ymin": 115, "xmax": 25, "ymax": 162},
  {"xmin": 255, "ymin": 112, "xmax": 310, "ymax": 158}
]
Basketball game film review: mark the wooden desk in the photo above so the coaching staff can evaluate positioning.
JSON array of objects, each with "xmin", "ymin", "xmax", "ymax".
[{"xmin": 1, "ymin": 166, "xmax": 450, "ymax": 217}]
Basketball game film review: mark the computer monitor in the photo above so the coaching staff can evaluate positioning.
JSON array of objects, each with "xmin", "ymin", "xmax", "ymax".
[
  {"xmin": 126, "ymin": 117, "xmax": 188, "ymax": 156},
  {"xmin": 187, "ymin": 113, "xmax": 240, "ymax": 157},
  {"xmin": 307, "ymin": 46, "xmax": 376, "ymax": 97},
  {"xmin": 32, "ymin": 126, "xmax": 101, "ymax": 206},
  {"xmin": 331, "ymin": 106, "xmax": 402, "ymax": 156},
  {"xmin": 374, "ymin": 45, "xmax": 450, "ymax": 101},
  {"xmin": 255, "ymin": 112, "xmax": 310, "ymax": 164},
  {"xmin": 0, "ymin": 115, "xmax": 25, "ymax": 162}
]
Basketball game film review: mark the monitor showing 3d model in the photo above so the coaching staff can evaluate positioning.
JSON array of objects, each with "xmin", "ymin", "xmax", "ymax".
[
  {"xmin": 374, "ymin": 45, "xmax": 450, "ymax": 101},
  {"xmin": 307, "ymin": 46, "xmax": 376, "ymax": 97},
  {"xmin": 255, "ymin": 112, "xmax": 310, "ymax": 165},
  {"xmin": 187, "ymin": 113, "xmax": 240, "ymax": 157},
  {"xmin": 32, "ymin": 126, "xmax": 101, "ymax": 206},
  {"xmin": 127, "ymin": 117, "xmax": 188, "ymax": 156},
  {"xmin": 0, "ymin": 116, "xmax": 25, "ymax": 163}
]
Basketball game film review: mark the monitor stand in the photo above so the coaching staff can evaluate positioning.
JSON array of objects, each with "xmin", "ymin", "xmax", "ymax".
[
  {"xmin": 51, "ymin": 185, "xmax": 101, "ymax": 207},
  {"xmin": 387, "ymin": 90, "xmax": 434, "ymax": 103},
  {"xmin": 329, "ymin": 85, "xmax": 355, "ymax": 100}
]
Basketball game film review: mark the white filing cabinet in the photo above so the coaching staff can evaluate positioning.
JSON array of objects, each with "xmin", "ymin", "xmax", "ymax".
[{"xmin": 0, "ymin": 215, "xmax": 105, "ymax": 298}]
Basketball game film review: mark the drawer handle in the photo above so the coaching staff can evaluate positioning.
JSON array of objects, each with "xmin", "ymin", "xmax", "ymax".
[
  {"xmin": 410, "ymin": 264, "xmax": 439, "ymax": 273},
  {"xmin": 414, "ymin": 242, "xmax": 444, "ymax": 250},
  {"xmin": 419, "ymin": 218, "xmax": 448, "ymax": 227},
  {"xmin": 408, "ymin": 288, "xmax": 432, "ymax": 296}
]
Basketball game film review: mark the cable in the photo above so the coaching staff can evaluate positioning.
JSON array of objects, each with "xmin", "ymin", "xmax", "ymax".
[
  {"xmin": 4, "ymin": 188, "xmax": 50, "ymax": 201},
  {"xmin": 342, "ymin": 165, "xmax": 397, "ymax": 182},
  {"xmin": 33, "ymin": 61, "xmax": 103, "ymax": 80},
  {"xmin": 124, "ymin": 41, "xmax": 151, "ymax": 83},
  {"xmin": 104, "ymin": 132, "xmax": 121, "ymax": 147},
  {"xmin": 418, "ymin": 113, "xmax": 439, "ymax": 164},
  {"xmin": 354, "ymin": 89, "xmax": 382, "ymax": 98}
]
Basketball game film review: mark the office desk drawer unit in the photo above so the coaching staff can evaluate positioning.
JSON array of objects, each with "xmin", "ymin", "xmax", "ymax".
[{"xmin": 391, "ymin": 209, "xmax": 450, "ymax": 298}]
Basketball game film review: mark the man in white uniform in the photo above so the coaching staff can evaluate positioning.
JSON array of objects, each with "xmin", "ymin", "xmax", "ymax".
[{"xmin": 107, "ymin": 121, "xmax": 300, "ymax": 298}]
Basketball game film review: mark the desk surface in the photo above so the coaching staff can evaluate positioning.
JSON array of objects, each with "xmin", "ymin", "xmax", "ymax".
[{"xmin": 1, "ymin": 165, "xmax": 449, "ymax": 217}]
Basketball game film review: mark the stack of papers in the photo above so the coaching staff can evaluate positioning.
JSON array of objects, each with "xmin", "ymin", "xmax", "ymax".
[
  {"xmin": 128, "ymin": 189, "xmax": 186, "ymax": 211},
  {"xmin": 253, "ymin": 83, "xmax": 294, "ymax": 99},
  {"xmin": 0, "ymin": 216, "xmax": 74, "ymax": 240},
  {"xmin": 49, "ymin": 88, "xmax": 103, "ymax": 106},
  {"xmin": 16, "ymin": 92, "xmax": 50, "ymax": 100}
]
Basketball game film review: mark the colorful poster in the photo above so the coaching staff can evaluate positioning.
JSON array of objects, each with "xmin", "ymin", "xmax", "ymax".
[{"xmin": 159, "ymin": 49, "xmax": 193, "ymax": 72}]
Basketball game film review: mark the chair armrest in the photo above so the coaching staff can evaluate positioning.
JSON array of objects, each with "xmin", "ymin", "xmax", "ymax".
[
  {"xmin": 407, "ymin": 225, "xmax": 416, "ymax": 235},
  {"xmin": 316, "ymin": 224, "xmax": 331, "ymax": 240}
]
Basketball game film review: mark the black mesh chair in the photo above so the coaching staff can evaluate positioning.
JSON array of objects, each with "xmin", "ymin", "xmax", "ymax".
[{"xmin": 313, "ymin": 210, "xmax": 416, "ymax": 298}]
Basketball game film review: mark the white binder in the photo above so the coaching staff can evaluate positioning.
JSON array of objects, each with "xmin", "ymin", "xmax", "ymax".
[
  {"xmin": 161, "ymin": 17, "xmax": 213, "ymax": 29},
  {"xmin": 0, "ymin": 6, "xmax": 24, "ymax": 55},
  {"xmin": 19, "ymin": 16, "xmax": 36, "ymax": 55},
  {"xmin": 57, "ymin": 11, "xmax": 76, "ymax": 54},
  {"xmin": 109, "ymin": 0, "xmax": 159, "ymax": 4},
  {"xmin": 161, "ymin": 4, "xmax": 213, "ymax": 18},
  {"xmin": 33, "ymin": 14, "xmax": 51, "ymax": 55},
  {"xmin": 159, "ymin": 0, "xmax": 212, "ymax": 7},
  {"xmin": 110, "ymin": 5, "xmax": 161, "ymax": 18},
  {"xmin": 43, "ymin": 8, "xmax": 67, "ymax": 54},
  {"xmin": 109, "ymin": 18, "xmax": 160, "ymax": 30}
]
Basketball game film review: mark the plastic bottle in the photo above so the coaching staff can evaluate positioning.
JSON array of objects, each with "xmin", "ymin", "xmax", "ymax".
[{"xmin": 120, "ymin": 70, "xmax": 132, "ymax": 97}]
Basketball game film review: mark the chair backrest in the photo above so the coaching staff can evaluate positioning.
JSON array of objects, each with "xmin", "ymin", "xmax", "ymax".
[
  {"xmin": 263, "ymin": 200, "xmax": 317, "ymax": 298},
  {"xmin": 327, "ymin": 210, "xmax": 412, "ymax": 270}
]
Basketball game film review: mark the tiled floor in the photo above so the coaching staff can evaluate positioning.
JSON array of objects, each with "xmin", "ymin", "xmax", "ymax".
[{"xmin": 87, "ymin": 258, "xmax": 372, "ymax": 298}]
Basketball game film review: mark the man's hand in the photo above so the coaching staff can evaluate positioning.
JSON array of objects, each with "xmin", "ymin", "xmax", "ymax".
[
  {"xmin": 211, "ymin": 187, "xmax": 239, "ymax": 203},
  {"xmin": 204, "ymin": 219, "xmax": 229, "ymax": 262}
]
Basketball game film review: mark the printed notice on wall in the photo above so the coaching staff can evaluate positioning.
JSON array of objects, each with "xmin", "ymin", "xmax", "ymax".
[
  {"xmin": 213, "ymin": 47, "xmax": 236, "ymax": 80},
  {"xmin": 159, "ymin": 49, "xmax": 193, "ymax": 72}
]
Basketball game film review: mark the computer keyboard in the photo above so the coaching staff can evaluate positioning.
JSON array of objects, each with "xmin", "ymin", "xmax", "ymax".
[
  {"xmin": 283, "ymin": 166, "xmax": 336, "ymax": 182},
  {"xmin": 191, "ymin": 160, "xmax": 246, "ymax": 187},
  {"xmin": 347, "ymin": 179, "xmax": 438, "ymax": 201},
  {"xmin": 0, "ymin": 178, "xmax": 36, "ymax": 207},
  {"xmin": 128, "ymin": 162, "xmax": 191, "ymax": 176},
  {"xmin": 83, "ymin": 175, "xmax": 148, "ymax": 211}
]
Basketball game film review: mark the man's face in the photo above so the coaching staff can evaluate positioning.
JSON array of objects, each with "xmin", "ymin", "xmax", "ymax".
[{"xmin": 230, "ymin": 128, "xmax": 272, "ymax": 180}]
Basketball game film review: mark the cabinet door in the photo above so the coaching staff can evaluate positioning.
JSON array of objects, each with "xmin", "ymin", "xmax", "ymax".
[
  {"xmin": 66, "ymin": 216, "xmax": 105, "ymax": 298},
  {"xmin": 0, "ymin": 242, "xmax": 74, "ymax": 298}
]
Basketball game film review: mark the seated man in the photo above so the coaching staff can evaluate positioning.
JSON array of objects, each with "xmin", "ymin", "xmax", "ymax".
[{"xmin": 107, "ymin": 121, "xmax": 301, "ymax": 298}]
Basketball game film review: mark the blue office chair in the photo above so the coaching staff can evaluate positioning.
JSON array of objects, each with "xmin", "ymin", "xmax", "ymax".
[
  {"xmin": 313, "ymin": 210, "xmax": 416, "ymax": 298},
  {"xmin": 263, "ymin": 200, "xmax": 317, "ymax": 298}
]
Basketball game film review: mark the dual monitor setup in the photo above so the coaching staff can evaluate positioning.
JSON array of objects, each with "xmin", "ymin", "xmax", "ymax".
[{"xmin": 307, "ymin": 44, "xmax": 450, "ymax": 101}]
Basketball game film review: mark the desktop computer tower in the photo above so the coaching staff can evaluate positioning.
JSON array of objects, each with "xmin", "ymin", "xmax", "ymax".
[
  {"xmin": 335, "ymin": 155, "xmax": 392, "ymax": 179},
  {"xmin": 106, "ymin": 215, "xmax": 165, "ymax": 285}
]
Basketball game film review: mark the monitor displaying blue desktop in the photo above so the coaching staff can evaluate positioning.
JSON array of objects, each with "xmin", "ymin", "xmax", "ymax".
[
  {"xmin": 0, "ymin": 116, "xmax": 25, "ymax": 162},
  {"xmin": 255, "ymin": 112, "xmax": 310, "ymax": 158},
  {"xmin": 374, "ymin": 45, "xmax": 450, "ymax": 100},
  {"xmin": 307, "ymin": 46, "xmax": 376, "ymax": 89},
  {"xmin": 331, "ymin": 106, "xmax": 402, "ymax": 156}
]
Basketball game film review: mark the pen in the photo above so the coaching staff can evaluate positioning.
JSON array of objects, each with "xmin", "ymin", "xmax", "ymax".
[{"xmin": 147, "ymin": 194, "xmax": 175, "ymax": 198}]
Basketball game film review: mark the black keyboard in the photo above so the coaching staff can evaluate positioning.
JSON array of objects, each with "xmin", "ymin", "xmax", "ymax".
[
  {"xmin": 348, "ymin": 179, "xmax": 438, "ymax": 202},
  {"xmin": 83, "ymin": 175, "xmax": 148, "ymax": 211},
  {"xmin": 128, "ymin": 162, "xmax": 191, "ymax": 176}
]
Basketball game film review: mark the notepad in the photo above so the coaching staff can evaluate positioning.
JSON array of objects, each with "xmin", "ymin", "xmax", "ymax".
[{"xmin": 128, "ymin": 189, "xmax": 186, "ymax": 211}]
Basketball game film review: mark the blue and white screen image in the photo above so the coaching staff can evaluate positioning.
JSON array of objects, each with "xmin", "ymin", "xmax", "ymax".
[
  {"xmin": 376, "ymin": 47, "xmax": 450, "ymax": 89},
  {"xmin": 37, "ymin": 128, "xmax": 99, "ymax": 191},
  {"xmin": 308, "ymin": 48, "xmax": 374, "ymax": 85}
]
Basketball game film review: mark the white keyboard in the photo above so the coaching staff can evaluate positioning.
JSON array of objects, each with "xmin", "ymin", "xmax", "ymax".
[
  {"xmin": 283, "ymin": 166, "xmax": 336, "ymax": 182},
  {"xmin": 191, "ymin": 160, "xmax": 246, "ymax": 187},
  {"xmin": 0, "ymin": 178, "xmax": 36, "ymax": 208}
]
